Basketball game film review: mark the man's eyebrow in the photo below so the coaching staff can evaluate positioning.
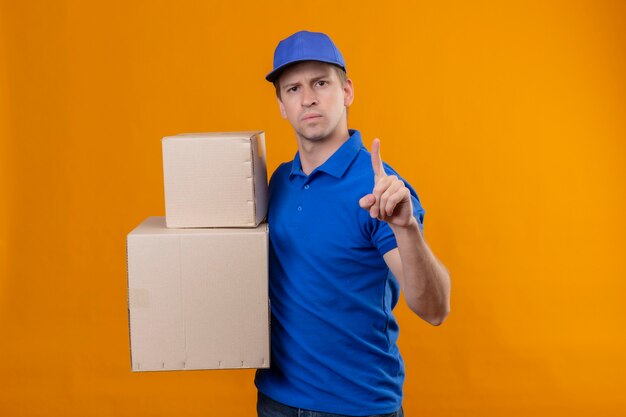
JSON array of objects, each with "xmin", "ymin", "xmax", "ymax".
[
  {"xmin": 281, "ymin": 81, "xmax": 300, "ymax": 89},
  {"xmin": 282, "ymin": 74, "xmax": 331, "ymax": 89},
  {"xmin": 309, "ymin": 74, "xmax": 330, "ymax": 82}
]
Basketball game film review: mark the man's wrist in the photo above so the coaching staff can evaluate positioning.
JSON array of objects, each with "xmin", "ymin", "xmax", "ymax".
[{"xmin": 389, "ymin": 216, "xmax": 421, "ymax": 237}]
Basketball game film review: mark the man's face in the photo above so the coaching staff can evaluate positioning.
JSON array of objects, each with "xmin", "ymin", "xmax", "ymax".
[{"xmin": 276, "ymin": 61, "xmax": 354, "ymax": 143}]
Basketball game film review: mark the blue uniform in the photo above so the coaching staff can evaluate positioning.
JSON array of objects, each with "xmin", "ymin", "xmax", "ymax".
[{"xmin": 255, "ymin": 129, "xmax": 425, "ymax": 416}]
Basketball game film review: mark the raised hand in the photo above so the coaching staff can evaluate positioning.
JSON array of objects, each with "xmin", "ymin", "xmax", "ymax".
[{"xmin": 359, "ymin": 138, "xmax": 415, "ymax": 228}]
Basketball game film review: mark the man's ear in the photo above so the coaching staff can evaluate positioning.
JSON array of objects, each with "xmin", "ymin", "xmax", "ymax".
[
  {"xmin": 277, "ymin": 97, "xmax": 287, "ymax": 119},
  {"xmin": 343, "ymin": 78, "xmax": 355, "ymax": 107}
]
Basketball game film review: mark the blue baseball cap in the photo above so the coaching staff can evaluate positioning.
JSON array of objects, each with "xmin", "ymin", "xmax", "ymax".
[{"xmin": 265, "ymin": 30, "xmax": 346, "ymax": 83}]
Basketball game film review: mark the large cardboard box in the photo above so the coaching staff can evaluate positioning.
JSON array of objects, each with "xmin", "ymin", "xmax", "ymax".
[
  {"xmin": 162, "ymin": 131, "xmax": 268, "ymax": 228},
  {"xmin": 126, "ymin": 217, "xmax": 270, "ymax": 371}
]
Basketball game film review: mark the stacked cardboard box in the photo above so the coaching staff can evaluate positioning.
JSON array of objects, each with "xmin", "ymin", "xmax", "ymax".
[{"xmin": 126, "ymin": 131, "xmax": 270, "ymax": 372}]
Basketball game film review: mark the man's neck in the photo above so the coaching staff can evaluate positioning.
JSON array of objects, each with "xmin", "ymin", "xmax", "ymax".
[{"xmin": 296, "ymin": 128, "xmax": 350, "ymax": 175}]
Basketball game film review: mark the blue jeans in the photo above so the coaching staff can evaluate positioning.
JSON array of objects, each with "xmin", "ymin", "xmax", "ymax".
[{"xmin": 257, "ymin": 391, "xmax": 404, "ymax": 417}]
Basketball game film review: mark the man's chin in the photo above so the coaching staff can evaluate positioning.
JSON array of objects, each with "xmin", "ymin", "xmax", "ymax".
[{"xmin": 297, "ymin": 128, "xmax": 327, "ymax": 143}]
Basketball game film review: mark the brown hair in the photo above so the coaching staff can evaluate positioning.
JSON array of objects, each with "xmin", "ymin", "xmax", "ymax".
[{"xmin": 273, "ymin": 64, "xmax": 348, "ymax": 101}]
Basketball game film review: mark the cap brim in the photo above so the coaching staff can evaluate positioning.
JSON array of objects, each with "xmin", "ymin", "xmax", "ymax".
[{"xmin": 265, "ymin": 58, "xmax": 346, "ymax": 83}]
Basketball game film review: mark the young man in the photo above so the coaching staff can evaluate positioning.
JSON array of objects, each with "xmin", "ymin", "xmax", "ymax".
[{"xmin": 255, "ymin": 30, "xmax": 451, "ymax": 417}]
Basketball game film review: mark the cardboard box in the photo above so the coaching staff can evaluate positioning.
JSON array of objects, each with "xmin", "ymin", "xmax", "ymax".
[
  {"xmin": 126, "ymin": 216, "xmax": 270, "ymax": 371},
  {"xmin": 162, "ymin": 131, "xmax": 268, "ymax": 228}
]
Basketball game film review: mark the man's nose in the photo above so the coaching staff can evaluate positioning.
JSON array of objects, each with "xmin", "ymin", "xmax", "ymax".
[{"xmin": 301, "ymin": 86, "xmax": 318, "ymax": 107}]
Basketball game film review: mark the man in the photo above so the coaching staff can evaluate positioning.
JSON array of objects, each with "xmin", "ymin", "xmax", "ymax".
[{"xmin": 255, "ymin": 30, "xmax": 451, "ymax": 417}]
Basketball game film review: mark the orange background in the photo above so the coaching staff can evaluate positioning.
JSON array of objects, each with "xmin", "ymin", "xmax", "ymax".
[{"xmin": 1, "ymin": 1, "xmax": 625, "ymax": 416}]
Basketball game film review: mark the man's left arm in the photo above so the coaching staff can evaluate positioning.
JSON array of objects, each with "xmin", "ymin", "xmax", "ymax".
[{"xmin": 359, "ymin": 138, "xmax": 451, "ymax": 326}]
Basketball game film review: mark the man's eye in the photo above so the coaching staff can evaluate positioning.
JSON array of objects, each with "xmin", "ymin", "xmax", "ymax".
[
  {"xmin": 288, "ymin": 86, "xmax": 298, "ymax": 92},
  {"xmin": 317, "ymin": 81, "xmax": 327, "ymax": 86}
]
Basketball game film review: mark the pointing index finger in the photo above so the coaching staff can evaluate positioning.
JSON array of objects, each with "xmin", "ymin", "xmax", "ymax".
[{"xmin": 371, "ymin": 138, "xmax": 386, "ymax": 178}]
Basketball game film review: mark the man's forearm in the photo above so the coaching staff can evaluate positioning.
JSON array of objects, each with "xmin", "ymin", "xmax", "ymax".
[{"xmin": 390, "ymin": 218, "xmax": 451, "ymax": 325}]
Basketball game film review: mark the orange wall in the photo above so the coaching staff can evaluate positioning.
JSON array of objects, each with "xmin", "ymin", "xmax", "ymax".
[{"xmin": 1, "ymin": 1, "xmax": 625, "ymax": 416}]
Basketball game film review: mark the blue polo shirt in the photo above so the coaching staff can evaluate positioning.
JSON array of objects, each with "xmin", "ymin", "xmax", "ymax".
[{"xmin": 255, "ymin": 129, "xmax": 425, "ymax": 416}]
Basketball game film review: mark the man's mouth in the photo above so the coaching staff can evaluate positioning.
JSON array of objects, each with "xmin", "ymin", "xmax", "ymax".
[{"xmin": 302, "ymin": 114, "xmax": 322, "ymax": 121}]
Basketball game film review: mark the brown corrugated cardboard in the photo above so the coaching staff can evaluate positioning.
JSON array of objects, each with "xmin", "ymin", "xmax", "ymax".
[
  {"xmin": 126, "ymin": 216, "xmax": 270, "ymax": 371},
  {"xmin": 162, "ymin": 131, "xmax": 268, "ymax": 228}
]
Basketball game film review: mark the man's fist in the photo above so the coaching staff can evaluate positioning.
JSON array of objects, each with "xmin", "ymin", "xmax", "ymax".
[{"xmin": 359, "ymin": 138, "xmax": 415, "ymax": 228}]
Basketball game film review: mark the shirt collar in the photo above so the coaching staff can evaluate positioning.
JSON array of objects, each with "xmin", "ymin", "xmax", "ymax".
[{"xmin": 290, "ymin": 129, "xmax": 363, "ymax": 180}]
